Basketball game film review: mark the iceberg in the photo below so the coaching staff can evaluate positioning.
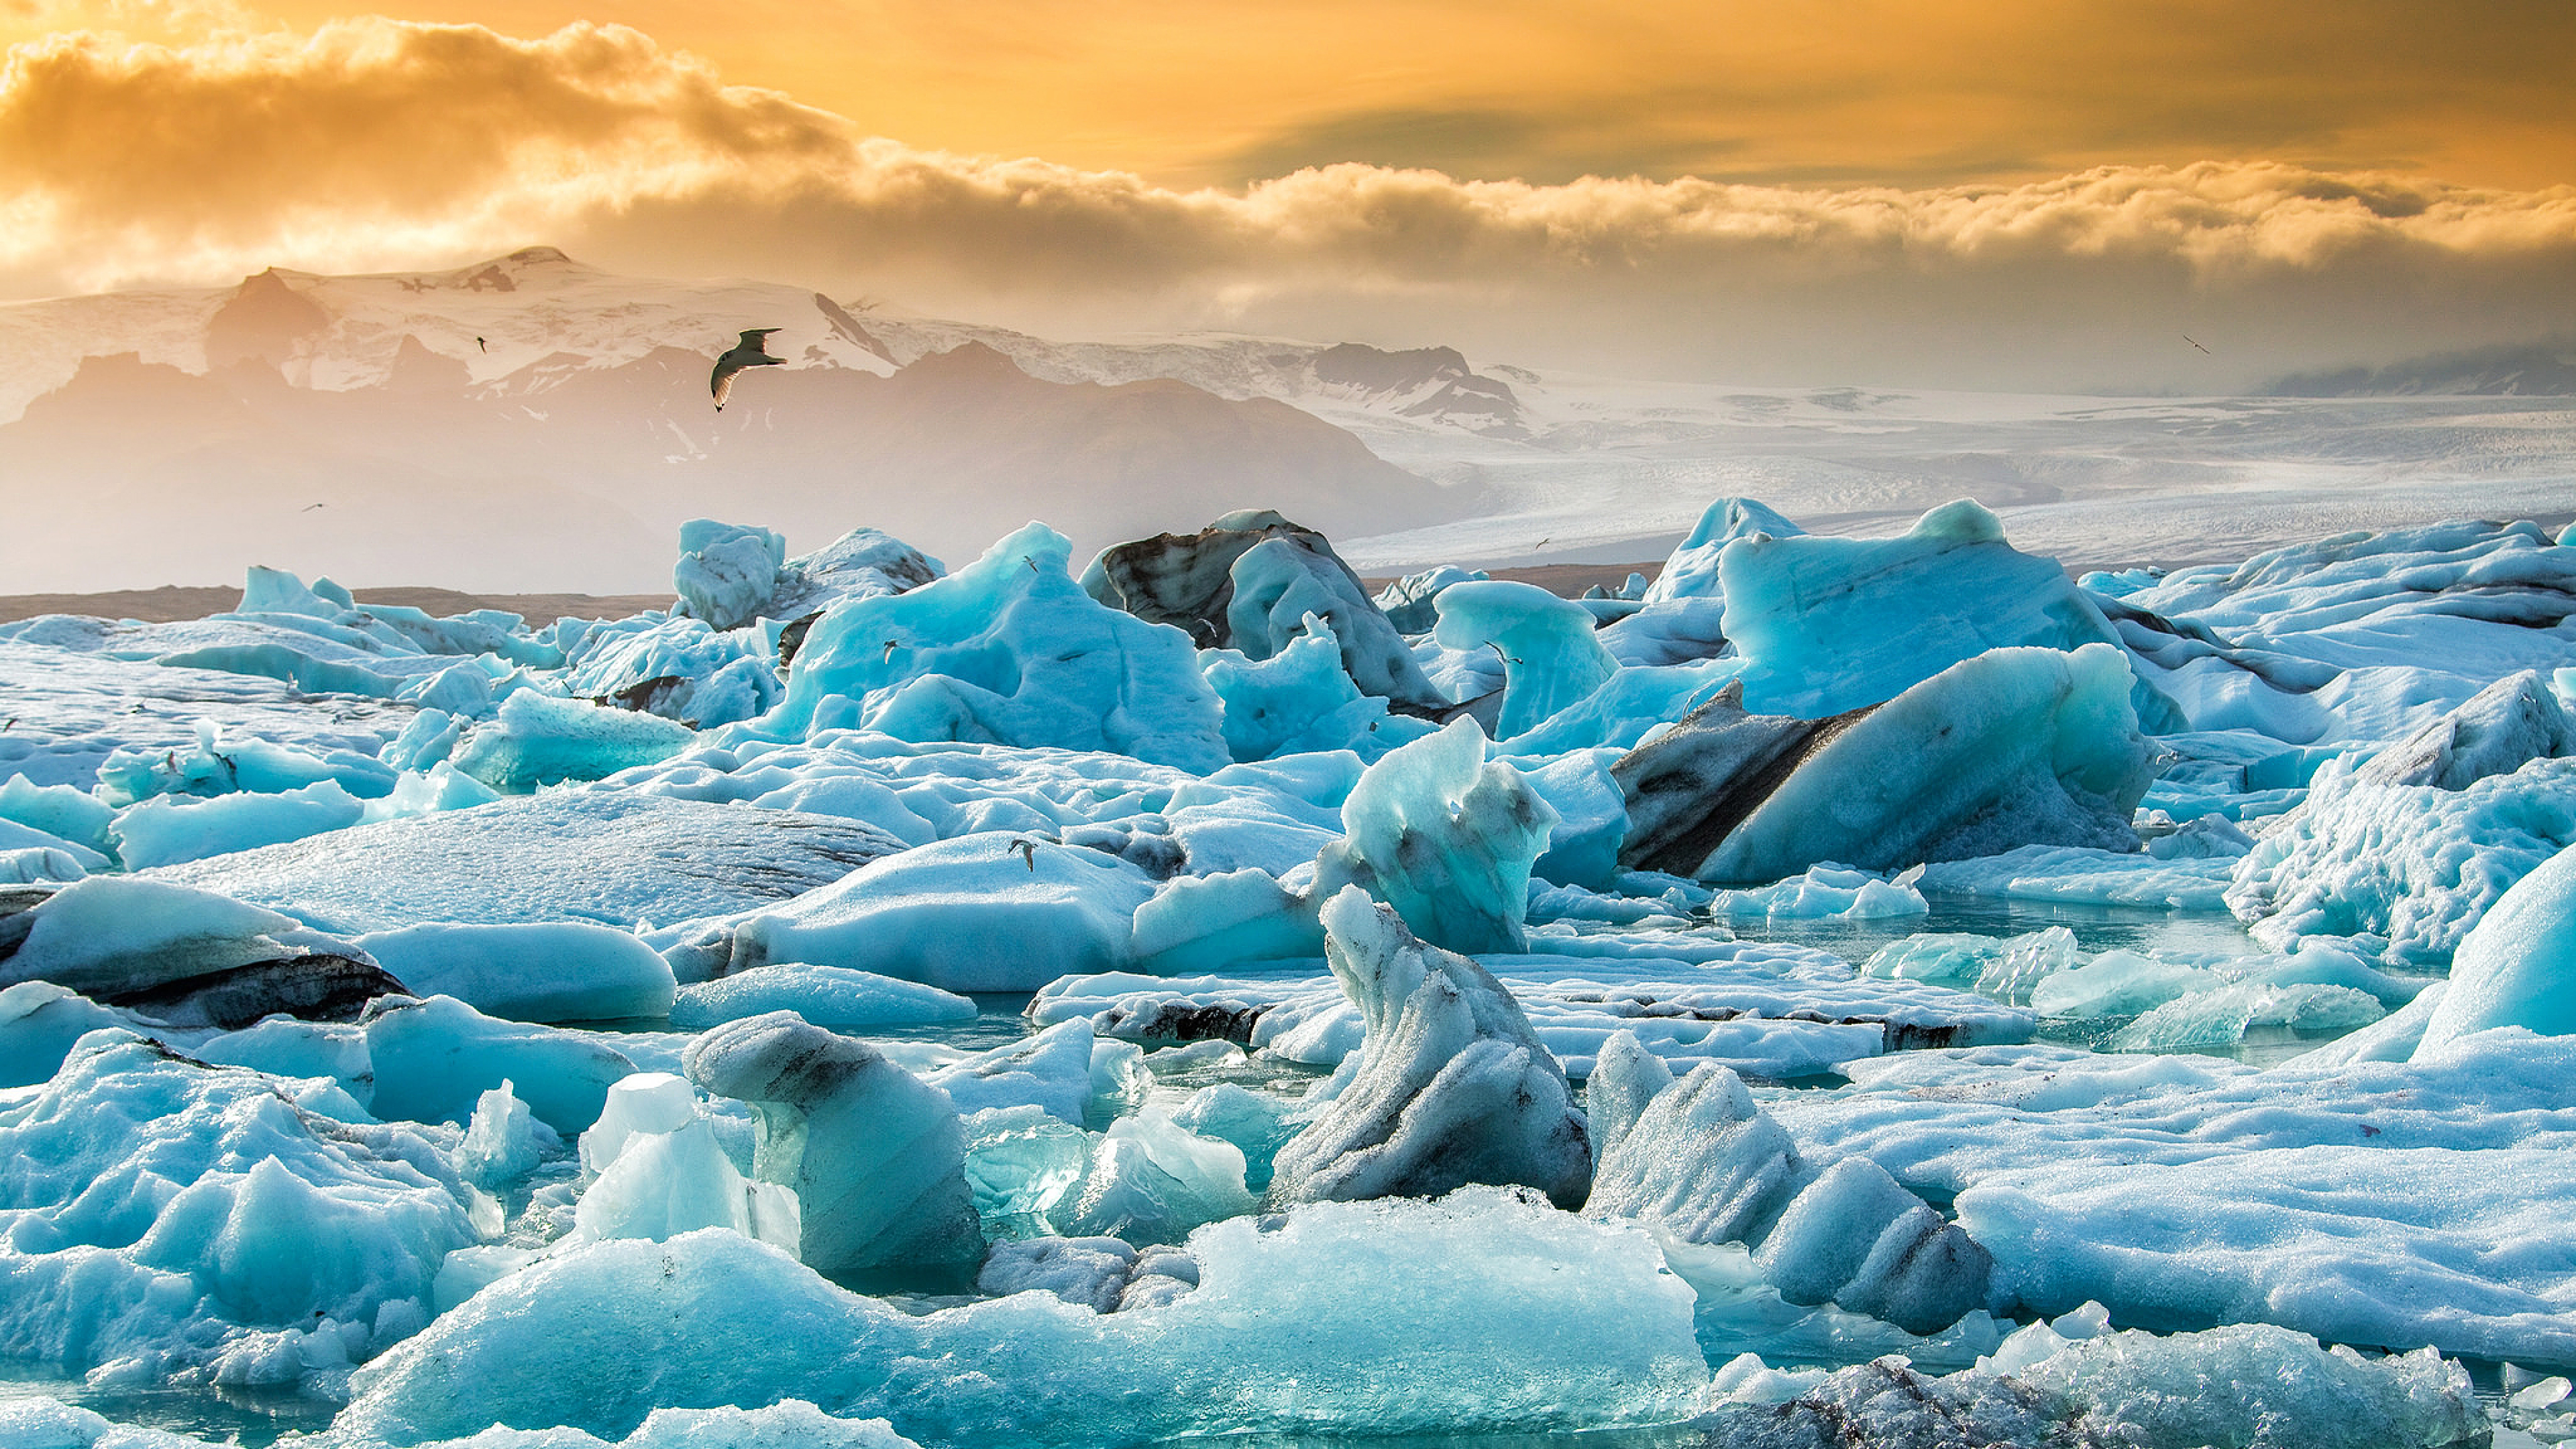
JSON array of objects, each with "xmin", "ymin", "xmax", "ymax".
[
  {"xmin": 356, "ymin": 921, "xmax": 678, "ymax": 1023},
  {"xmin": 684, "ymin": 1012, "xmax": 986, "ymax": 1283},
  {"xmin": 1616, "ymin": 645, "xmax": 2156, "ymax": 882},
  {"xmin": 745, "ymin": 522, "xmax": 1230, "ymax": 771},
  {"xmin": 1268, "ymin": 888, "xmax": 1593, "ymax": 1209},
  {"xmin": 1430, "ymin": 580, "xmax": 1620, "ymax": 741},
  {"xmin": 1720, "ymin": 499, "xmax": 2137, "ymax": 720},
  {"xmin": 1314, "ymin": 718, "xmax": 1559, "ymax": 953}
]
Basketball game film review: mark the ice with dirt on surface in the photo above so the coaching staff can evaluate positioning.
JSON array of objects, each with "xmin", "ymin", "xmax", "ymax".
[
  {"xmin": 684, "ymin": 1011, "xmax": 986, "ymax": 1283},
  {"xmin": 738, "ymin": 521, "xmax": 1230, "ymax": 771},
  {"xmin": 1267, "ymin": 887, "xmax": 1593, "ymax": 1209}
]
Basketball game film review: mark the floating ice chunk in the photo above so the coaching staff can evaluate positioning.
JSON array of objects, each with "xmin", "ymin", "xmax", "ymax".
[
  {"xmin": 1375, "ymin": 564, "xmax": 1489, "ymax": 632},
  {"xmin": 1170, "ymin": 1083, "xmax": 1301, "ymax": 1193},
  {"xmin": 156, "ymin": 791, "xmax": 904, "ymax": 938},
  {"xmin": 341, "ymin": 1190, "xmax": 1707, "ymax": 1446},
  {"xmin": 684, "ymin": 1012, "xmax": 985, "ymax": 1283},
  {"xmin": 1054, "ymin": 1111, "xmax": 1258, "ymax": 1243},
  {"xmin": 1642, "ymin": 496, "xmax": 1805, "ymax": 606},
  {"xmin": 2227, "ymin": 755, "xmax": 2576, "ymax": 964},
  {"xmin": 1314, "ymin": 718, "xmax": 1558, "ymax": 954},
  {"xmin": 1586, "ymin": 1060, "xmax": 1803, "ymax": 1248},
  {"xmin": 450, "ymin": 691, "xmax": 697, "ymax": 792},
  {"xmin": 363, "ymin": 760, "xmax": 503, "ymax": 822},
  {"xmin": 97, "ymin": 720, "xmax": 397, "ymax": 810},
  {"xmin": 2359, "ymin": 668, "xmax": 2576, "ymax": 788},
  {"xmin": 1705, "ymin": 1322, "xmax": 2479, "ymax": 1449},
  {"xmin": 1128, "ymin": 867, "xmax": 1321, "ymax": 975},
  {"xmin": 357, "ymin": 922, "xmax": 678, "ymax": 1024},
  {"xmin": 960, "ymin": 1104, "xmax": 1093, "ymax": 1236},
  {"xmin": 1916, "ymin": 843, "xmax": 2238, "ymax": 910},
  {"xmin": 1432, "ymin": 580, "xmax": 1619, "ymax": 741},
  {"xmin": 198, "ymin": 1016, "xmax": 375, "ymax": 1104},
  {"xmin": 1084, "ymin": 512, "xmax": 1444, "ymax": 712},
  {"xmin": 731, "ymin": 832, "xmax": 1157, "ymax": 992},
  {"xmin": 1756, "ymin": 1155, "xmax": 1992, "ymax": 1335},
  {"xmin": 928, "ymin": 1018, "xmax": 1098, "ymax": 1124},
  {"xmin": 669, "ymin": 965, "xmax": 974, "ymax": 1031},
  {"xmin": 2418, "ymin": 840, "xmax": 2576, "ymax": 1053},
  {"xmin": 572, "ymin": 1111, "xmax": 792, "ymax": 1252},
  {"xmin": 108, "ymin": 778, "xmax": 366, "ymax": 869},
  {"xmin": 1710, "ymin": 863, "xmax": 1929, "ymax": 920},
  {"xmin": 2108, "ymin": 979, "xmax": 2384, "ymax": 1051},
  {"xmin": 978, "ymin": 1234, "xmax": 1141, "ymax": 1311},
  {"xmin": 580, "ymin": 1072, "xmax": 698, "ymax": 1177},
  {"xmin": 453, "ymin": 1079, "xmax": 551, "ymax": 1189},
  {"xmin": 1269, "ymin": 888, "xmax": 1591, "ymax": 1208},
  {"xmin": 0, "ymin": 775, "xmax": 115, "ymax": 855},
  {"xmin": 0, "ymin": 1031, "xmax": 478, "ymax": 1388},
  {"xmin": 1, "ymin": 875, "xmax": 314, "ymax": 996},
  {"xmin": 558, "ymin": 614, "xmax": 782, "ymax": 729},
  {"xmin": 0, "ymin": 845, "xmax": 87, "ymax": 883},
  {"xmin": 1721, "ymin": 498, "xmax": 2133, "ymax": 720},
  {"xmin": 1616, "ymin": 647, "xmax": 2155, "ymax": 883},
  {"xmin": 364, "ymin": 994, "xmax": 637, "ymax": 1134},
  {"xmin": 769, "ymin": 527, "xmax": 945, "ymax": 621},
  {"xmin": 1582, "ymin": 1030, "xmax": 1675, "ymax": 1159},
  {"xmin": 747, "ymin": 522, "xmax": 1229, "ymax": 772},
  {"xmin": 0, "ymin": 980, "xmax": 128, "ymax": 1087},
  {"xmin": 672, "ymin": 519, "xmax": 788, "ymax": 631},
  {"xmin": 1200, "ymin": 612, "xmax": 1432, "ymax": 763},
  {"xmin": 1498, "ymin": 657, "xmax": 1743, "ymax": 759},
  {"xmin": 2027, "ymin": 949, "xmax": 2220, "ymax": 1018}
]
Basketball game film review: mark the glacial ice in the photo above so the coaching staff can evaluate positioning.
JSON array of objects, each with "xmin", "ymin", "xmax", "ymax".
[
  {"xmin": 1621, "ymin": 644, "xmax": 2156, "ymax": 882},
  {"xmin": 0, "ymin": 1031, "xmax": 479, "ymax": 1388},
  {"xmin": 744, "ymin": 522, "xmax": 1230, "ymax": 771},
  {"xmin": 1431, "ymin": 579, "xmax": 1620, "ymax": 741},
  {"xmin": 667, "ymin": 963, "xmax": 975, "ymax": 1030},
  {"xmin": 683, "ymin": 1012, "xmax": 986, "ymax": 1283},
  {"xmin": 357, "ymin": 921, "xmax": 678, "ymax": 1023},
  {"xmin": 1267, "ymin": 888, "xmax": 1593, "ymax": 1208},
  {"xmin": 1313, "ymin": 717, "xmax": 1558, "ymax": 953},
  {"xmin": 9, "ymin": 497, "xmax": 2575, "ymax": 1446},
  {"xmin": 1721, "ymin": 499, "xmax": 2135, "ymax": 720},
  {"xmin": 338, "ymin": 1191, "xmax": 1707, "ymax": 1446}
]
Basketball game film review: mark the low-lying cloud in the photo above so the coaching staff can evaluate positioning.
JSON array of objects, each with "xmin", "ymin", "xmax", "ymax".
[{"xmin": 4, "ymin": 17, "xmax": 2571, "ymax": 389}]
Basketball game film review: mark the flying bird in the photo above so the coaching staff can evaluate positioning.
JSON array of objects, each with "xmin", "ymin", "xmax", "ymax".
[
  {"xmin": 301, "ymin": 502, "xmax": 325, "ymax": 512},
  {"xmin": 476, "ymin": 336, "xmax": 487, "ymax": 352},
  {"xmin": 710, "ymin": 329, "xmax": 786, "ymax": 410},
  {"xmin": 1008, "ymin": 838, "xmax": 1040, "ymax": 871},
  {"xmin": 2184, "ymin": 334, "xmax": 2212, "ymax": 355}
]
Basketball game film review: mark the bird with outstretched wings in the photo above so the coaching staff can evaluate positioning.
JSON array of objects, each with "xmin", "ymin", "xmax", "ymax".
[{"xmin": 711, "ymin": 329, "xmax": 786, "ymax": 409}]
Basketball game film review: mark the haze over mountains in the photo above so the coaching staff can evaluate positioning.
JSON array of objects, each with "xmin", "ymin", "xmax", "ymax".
[{"xmin": 3, "ymin": 247, "xmax": 2573, "ymax": 595}]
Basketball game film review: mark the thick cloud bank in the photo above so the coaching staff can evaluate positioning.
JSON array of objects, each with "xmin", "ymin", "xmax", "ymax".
[{"xmin": 1, "ymin": 18, "xmax": 2571, "ymax": 387}]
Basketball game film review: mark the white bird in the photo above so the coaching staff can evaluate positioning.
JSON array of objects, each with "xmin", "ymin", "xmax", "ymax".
[{"xmin": 710, "ymin": 329, "xmax": 785, "ymax": 410}]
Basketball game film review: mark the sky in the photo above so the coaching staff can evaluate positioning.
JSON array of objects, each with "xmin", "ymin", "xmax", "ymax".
[{"xmin": 1, "ymin": 0, "xmax": 2570, "ymax": 390}]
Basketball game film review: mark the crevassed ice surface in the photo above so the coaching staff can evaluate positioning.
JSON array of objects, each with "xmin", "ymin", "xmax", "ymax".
[{"xmin": 4, "ymin": 501, "xmax": 2575, "ymax": 1449}]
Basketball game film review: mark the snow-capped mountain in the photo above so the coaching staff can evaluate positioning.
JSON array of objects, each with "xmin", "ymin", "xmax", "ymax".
[{"xmin": 3, "ymin": 246, "xmax": 2572, "ymax": 594}]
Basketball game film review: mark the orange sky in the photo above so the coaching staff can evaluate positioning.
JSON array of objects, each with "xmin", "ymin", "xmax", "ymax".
[
  {"xmin": 209, "ymin": 0, "xmax": 2576, "ymax": 189},
  {"xmin": 0, "ymin": 0, "xmax": 2568, "ymax": 386}
]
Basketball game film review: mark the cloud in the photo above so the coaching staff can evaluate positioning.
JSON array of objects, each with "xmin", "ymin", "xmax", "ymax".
[{"xmin": 1, "ymin": 17, "xmax": 2571, "ymax": 389}]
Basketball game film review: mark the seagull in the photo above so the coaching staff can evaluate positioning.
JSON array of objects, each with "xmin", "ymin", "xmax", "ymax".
[
  {"xmin": 710, "ymin": 329, "xmax": 785, "ymax": 411},
  {"xmin": 476, "ymin": 336, "xmax": 487, "ymax": 353},
  {"xmin": 1008, "ymin": 838, "xmax": 1040, "ymax": 871},
  {"xmin": 301, "ymin": 502, "xmax": 325, "ymax": 512},
  {"xmin": 2184, "ymin": 334, "xmax": 2212, "ymax": 355}
]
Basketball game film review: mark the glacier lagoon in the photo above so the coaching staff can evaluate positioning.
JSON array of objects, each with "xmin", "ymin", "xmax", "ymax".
[{"xmin": 2, "ymin": 500, "xmax": 2574, "ymax": 1448}]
